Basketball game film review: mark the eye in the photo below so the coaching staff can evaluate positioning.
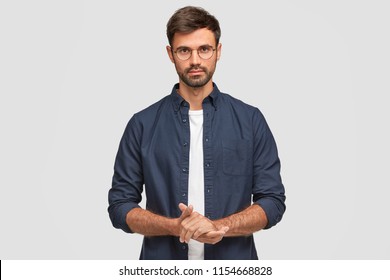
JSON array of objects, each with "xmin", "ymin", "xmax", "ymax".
[
  {"xmin": 199, "ymin": 46, "xmax": 211, "ymax": 53},
  {"xmin": 177, "ymin": 48, "xmax": 190, "ymax": 54}
]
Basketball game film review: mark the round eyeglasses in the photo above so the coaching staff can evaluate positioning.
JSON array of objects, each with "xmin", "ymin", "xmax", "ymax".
[{"xmin": 173, "ymin": 45, "xmax": 216, "ymax": 61}]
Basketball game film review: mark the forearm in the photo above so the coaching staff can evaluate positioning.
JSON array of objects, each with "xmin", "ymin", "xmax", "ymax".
[
  {"xmin": 214, "ymin": 204, "xmax": 268, "ymax": 237},
  {"xmin": 126, "ymin": 208, "xmax": 179, "ymax": 237}
]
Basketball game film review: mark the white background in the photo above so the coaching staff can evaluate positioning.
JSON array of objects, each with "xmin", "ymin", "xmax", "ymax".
[
  {"xmin": 1, "ymin": 0, "xmax": 389, "ymax": 259},
  {"xmin": 3, "ymin": 260, "xmax": 390, "ymax": 280}
]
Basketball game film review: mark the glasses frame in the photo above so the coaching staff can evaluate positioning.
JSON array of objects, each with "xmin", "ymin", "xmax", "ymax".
[{"xmin": 172, "ymin": 45, "xmax": 217, "ymax": 61}]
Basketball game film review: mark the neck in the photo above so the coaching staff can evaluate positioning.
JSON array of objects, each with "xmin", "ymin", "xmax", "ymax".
[{"xmin": 177, "ymin": 81, "xmax": 213, "ymax": 110}]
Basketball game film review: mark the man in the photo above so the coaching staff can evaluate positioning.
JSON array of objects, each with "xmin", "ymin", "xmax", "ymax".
[{"xmin": 108, "ymin": 6, "xmax": 286, "ymax": 260}]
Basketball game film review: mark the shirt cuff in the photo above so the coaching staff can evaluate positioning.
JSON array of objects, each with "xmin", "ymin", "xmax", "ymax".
[
  {"xmin": 255, "ymin": 199, "xmax": 284, "ymax": 229},
  {"xmin": 110, "ymin": 203, "xmax": 140, "ymax": 233}
]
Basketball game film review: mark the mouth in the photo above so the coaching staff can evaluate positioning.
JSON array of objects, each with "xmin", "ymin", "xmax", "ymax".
[
  {"xmin": 189, "ymin": 71, "xmax": 203, "ymax": 75},
  {"xmin": 187, "ymin": 68, "xmax": 205, "ymax": 75}
]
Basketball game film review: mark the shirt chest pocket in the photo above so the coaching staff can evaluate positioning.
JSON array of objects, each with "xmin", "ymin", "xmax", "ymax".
[{"xmin": 222, "ymin": 139, "xmax": 252, "ymax": 176}]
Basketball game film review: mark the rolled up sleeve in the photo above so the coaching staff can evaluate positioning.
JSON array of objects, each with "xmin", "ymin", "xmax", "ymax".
[
  {"xmin": 108, "ymin": 116, "xmax": 144, "ymax": 233},
  {"xmin": 251, "ymin": 109, "xmax": 286, "ymax": 229}
]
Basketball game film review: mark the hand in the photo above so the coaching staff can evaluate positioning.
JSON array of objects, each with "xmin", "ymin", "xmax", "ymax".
[
  {"xmin": 178, "ymin": 204, "xmax": 229, "ymax": 244},
  {"xmin": 178, "ymin": 203, "xmax": 193, "ymax": 222},
  {"xmin": 195, "ymin": 226, "xmax": 229, "ymax": 244},
  {"xmin": 173, "ymin": 203, "xmax": 193, "ymax": 236}
]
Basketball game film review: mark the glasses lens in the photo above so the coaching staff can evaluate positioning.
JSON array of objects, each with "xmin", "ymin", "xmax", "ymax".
[
  {"xmin": 198, "ymin": 46, "xmax": 214, "ymax": 60},
  {"xmin": 176, "ymin": 48, "xmax": 191, "ymax": 60},
  {"xmin": 175, "ymin": 46, "xmax": 215, "ymax": 60}
]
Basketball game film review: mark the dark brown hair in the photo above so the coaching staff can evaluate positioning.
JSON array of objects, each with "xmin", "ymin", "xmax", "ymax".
[{"xmin": 166, "ymin": 6, "xmax": 221, "ymax": 46}]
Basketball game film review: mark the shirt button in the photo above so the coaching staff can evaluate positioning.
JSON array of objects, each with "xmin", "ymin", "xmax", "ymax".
[
  {"xmin": 207, "ymin": 189, "xmax": 210, "ymax": 193},
  {"xmin": 182, "ymin": 168, "xmax": 187, "ymax": 173},
  {"xmin": 205, "ymin": 138, "xmax": 209, "ymax": 142},
  {"xmin": 183, "ymin": 142, "xmax": 188, "ymax": 147},
  {"xmin": 205, "ymin": 163, "xmax": 210, "ymax": 167},
  {"xmin": 182, "ymin": 245, "xmax": 186, "ymax": 250},
  {"xmin": 182, "ymin": 193, "xmax": 186, "ymax": 197},
  {"xmin": 182, "ymin": 119, "xmax": 187, "ymax": 123}
]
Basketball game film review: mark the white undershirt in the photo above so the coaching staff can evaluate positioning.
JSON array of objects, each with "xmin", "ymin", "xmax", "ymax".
[{"xmin": 187, "ymin": 109, "xmax": 205, "ymax": 260}]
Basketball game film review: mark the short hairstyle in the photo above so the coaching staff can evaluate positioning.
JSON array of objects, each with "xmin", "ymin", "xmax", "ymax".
[{"xmin": 166, "ymin": 6, "xmax": 221, "ymax": 46}]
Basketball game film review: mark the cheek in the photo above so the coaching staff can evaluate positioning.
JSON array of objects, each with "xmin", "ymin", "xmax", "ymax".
[
  {"xmin": 206, "ymin": 60, "xmax": 217, "ymax": 72},
  {"xmin": 175, "ymin": 62, "xmax": 188, "ymax": 73},
  {"xmin": 174, "ymin": 64, "xmax": 184, "ymax": 75}
]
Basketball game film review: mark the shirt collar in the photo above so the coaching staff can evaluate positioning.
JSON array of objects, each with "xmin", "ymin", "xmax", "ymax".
[{"xmin": 171, "ymin": 83, "xmax": 220, "ymax": 112}]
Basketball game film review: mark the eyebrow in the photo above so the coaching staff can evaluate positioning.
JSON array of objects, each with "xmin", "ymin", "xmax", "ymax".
[{"xmin": 176, "ymin": 44, "xmax": 213, "ymax": 49}]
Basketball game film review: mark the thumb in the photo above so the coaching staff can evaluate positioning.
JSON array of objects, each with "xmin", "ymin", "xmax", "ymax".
[
  {"xmin": 220, "ymin": 226, "xmax": 229, "ymax": 234},
  {"xmin": 178, "ymin": 203, "xmax": 187, "ymax": 212},
  {"xmin": 179, "ymin": 203, "xmax": 193, "ymax": 220}
]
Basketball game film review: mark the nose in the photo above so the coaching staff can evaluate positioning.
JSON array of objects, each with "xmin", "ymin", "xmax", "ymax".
[{"xmin": 189, "ymin": 49, "xmax": 201, "ymax": 65}]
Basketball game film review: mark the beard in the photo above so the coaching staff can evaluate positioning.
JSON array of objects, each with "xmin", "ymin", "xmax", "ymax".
[{"xmin": 178, "ymin": 65, "xmax": 215, "ymax": 88}]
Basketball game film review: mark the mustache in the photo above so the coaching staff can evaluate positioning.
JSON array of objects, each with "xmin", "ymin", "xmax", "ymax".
[{"xmin": 185, "ymin": 66, "xmax": 207, "ymax": 74}]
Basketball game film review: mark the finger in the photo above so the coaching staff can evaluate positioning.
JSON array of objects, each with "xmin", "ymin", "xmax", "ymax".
[
  {"xmin": 196, "ymin": 230, "xmax": 226, "ymax": 244},
  {"xmin": 184, "ymin": 228, "xmax": 194, "ymax": 243},
  {"xmin": 180, "ymin": 212, "xmax": 202, "ymax": 243},
  {"xmin": 179, "ymin": 213, "xmax": 196, "ymax": 242},
  {"xmin": 178, "ymin": 204, "xmax": 193, "ymax": 242},
  {"xmin": 180, "ymin": 224, "xmax": 196, "ymax": 243},
  {"xmin": 190, "ymin": 217, "xmax": 218, "ymax": 239},
  {"xmin": 179, "ymin": 223, "xmax": 188, "ymax": 243},
  {"xmin": 178, "ymin": 203, "xmax": 187, "ymax": 212},
  {"xmin": 179, "ymin": 229, "xmax": 186, "ymax": 243},
  {"xmin": 184, "ymin": 217, "xmax": 205, "ymax": 243},
  {"xmin": 192, "ymin": 224, "xmax": 213, "ymax": 239},
  {"xmin": 205, "ymin": 229, "xmax": 227, "ymax": 237},
  {"xmin": 179, "ymin": 204, "xmax": 193, "ymax": 220},
  {"xmin": 193, "ymin": 228, "xmax": 204, "ymax": 240},
  {"xmin": 220, "ymin": 226, "xmax": 229, "ymax": 233}
]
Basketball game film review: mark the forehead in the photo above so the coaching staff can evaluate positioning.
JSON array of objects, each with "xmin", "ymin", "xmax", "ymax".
[{"xmin": 172, "ymin": 28, "xmax": 216, "ymax": 48}]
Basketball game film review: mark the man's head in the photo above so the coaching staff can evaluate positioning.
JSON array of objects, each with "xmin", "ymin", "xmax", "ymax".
[
  {"xmin": 166, "ymin": 6, "xmax": 221, "ymax": 47},
  {"xmin": 166, "ymin": 6, "xmax": 222, "ymax": 89}
]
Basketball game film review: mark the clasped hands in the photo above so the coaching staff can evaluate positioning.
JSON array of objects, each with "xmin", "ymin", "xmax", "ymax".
[{"xmin": 177, "ymin": 203, "xmax": 229, "ymax": 245}]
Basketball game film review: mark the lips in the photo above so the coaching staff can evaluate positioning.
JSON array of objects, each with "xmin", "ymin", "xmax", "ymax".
[
  {"xmin": 187, "ymin": 67, "xmax": 205, "ymax": 75},
  {"xmin": 189, "ymin": 70, "xmax": 203, "ymax": 74}
]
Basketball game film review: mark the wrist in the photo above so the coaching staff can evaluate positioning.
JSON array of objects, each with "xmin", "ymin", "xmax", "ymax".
[
  {"xmin": 214, "ymin": 218, "xmax": 231, "ymax": 231},
  {"xmin": 168, "ymin": 217, "xmax": 181, "ymax": 237}
]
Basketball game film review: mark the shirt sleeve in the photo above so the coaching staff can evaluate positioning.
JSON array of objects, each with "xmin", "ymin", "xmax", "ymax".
[
  {"xmin": 108, "ymin": 115, "xmax": 144, "ymax": 233},
  {"xmin": 252, "ymin": 108, "xmax": 286, "ymax": 229}
]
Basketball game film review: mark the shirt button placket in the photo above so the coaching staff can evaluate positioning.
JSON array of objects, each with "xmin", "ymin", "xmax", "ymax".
[
  {"xmin": 180, "ymin": 105, "xmax": 190, "ymax": 206},
  {"xmin": 203, "ymin": 106, "xmax": 214, "ymax": 222}
]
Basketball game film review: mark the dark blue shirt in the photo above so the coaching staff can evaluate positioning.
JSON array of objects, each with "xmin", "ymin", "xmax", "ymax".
[{"xmin": 108, "ymin": 84, "xmax": 286, "ymax": 259}]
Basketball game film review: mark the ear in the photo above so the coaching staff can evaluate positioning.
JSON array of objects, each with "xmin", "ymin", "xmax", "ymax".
[
  {"xmin": 166, "ymin": 45, "xmax": 175, "ymax": 63},
  {"xmin": 216, "ymin": 43, "xmax": 222, "ymax": 61}
]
